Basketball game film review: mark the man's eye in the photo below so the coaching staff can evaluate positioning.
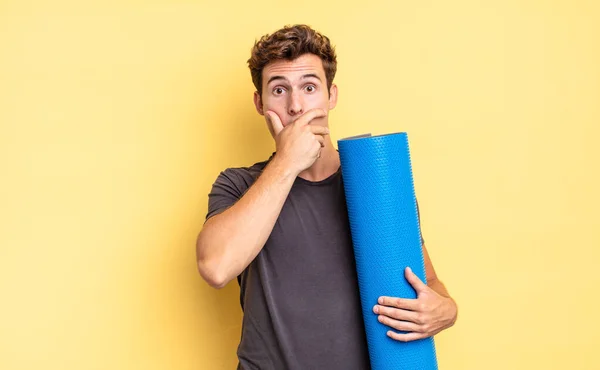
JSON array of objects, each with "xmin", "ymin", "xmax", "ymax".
[
  {"xmin": 305, "ymin": 85, "xmax": 316, "ymax": 92},
  {"xmin": 273, "ymin": 87, "xmax": 285, "ymax": 95}
]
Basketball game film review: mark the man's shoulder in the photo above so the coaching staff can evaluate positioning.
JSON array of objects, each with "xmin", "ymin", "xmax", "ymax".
[
  {"xmin": 223, "ymin": 153, "xmax": 273, "ymax": 176},
  {"xmin": 215, "ymin": 153, "xmax": 274, "ymax": 188}
]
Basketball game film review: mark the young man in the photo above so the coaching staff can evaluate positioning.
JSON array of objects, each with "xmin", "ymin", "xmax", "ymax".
[{"xmin": 196, "ymin": 24, "xmax": 458, "ymax": 370}]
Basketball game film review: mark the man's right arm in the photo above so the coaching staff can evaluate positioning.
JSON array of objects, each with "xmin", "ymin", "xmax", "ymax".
[
  {"xmin": 196, "ymin": 156, "xmax": 296, "ymax": 289},
  {"xmin": 196, "ymin": 108, "xmax": 328, "ymax": 289}
]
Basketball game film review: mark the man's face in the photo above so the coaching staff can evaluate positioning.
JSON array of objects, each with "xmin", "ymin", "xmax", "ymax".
[{"xmin": 254, "ymin": 53, "xmax": 338, "ymax": 137}]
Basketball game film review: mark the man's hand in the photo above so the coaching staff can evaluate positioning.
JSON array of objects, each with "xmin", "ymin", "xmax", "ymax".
[
  {"xmin": 265, "ymin": 109, "xmax": 329, "ymax": 176},
  {"xmin": 372, "ymin": 267, "xmax": 457, "ymax": 342}
]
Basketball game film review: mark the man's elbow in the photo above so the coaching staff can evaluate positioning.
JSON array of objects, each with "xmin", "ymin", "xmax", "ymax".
[
  {"xmin": 197, "ymin": 260, "xmax": 229, "ymax": 289},
  {"xmin": 196, "ymin": 235, "xmax": 230, "ymax": 289}
]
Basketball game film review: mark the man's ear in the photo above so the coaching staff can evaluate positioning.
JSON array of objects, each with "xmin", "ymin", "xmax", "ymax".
[
  {"xmin": 253, "ymin": 91, "xmax": 264, "ymax": 115},
  {"xmin": 328, "ymin": 84, "xmax": 338, "ymax": 110}
]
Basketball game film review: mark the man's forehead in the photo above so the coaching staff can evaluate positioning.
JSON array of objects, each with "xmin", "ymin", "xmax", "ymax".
[{"xmin": 263, "ymin": 54, "xmax": 325, "ymax": 80}]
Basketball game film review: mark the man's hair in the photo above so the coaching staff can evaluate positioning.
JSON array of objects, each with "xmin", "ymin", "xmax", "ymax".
[{"xmin": 248, "ymin": 24, "xmax": 337, "ymax": 96}]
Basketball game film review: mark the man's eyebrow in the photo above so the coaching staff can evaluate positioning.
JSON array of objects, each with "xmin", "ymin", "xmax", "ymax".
[
  {"xmin": 266, "ymin": 73, "xmax": 322, "ymax": 85},
  {"xmin": 301, "ymin": 73, "xmax": 321, "ymax": 81},
  {"xmin": 267, "ymin": 75, "xmax": 288, "ymax": 85}
]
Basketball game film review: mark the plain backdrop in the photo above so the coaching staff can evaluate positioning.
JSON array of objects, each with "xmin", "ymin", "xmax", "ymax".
[{"xmin": 1, "ymin": 0, "xmax": 599, "ymax": 369}]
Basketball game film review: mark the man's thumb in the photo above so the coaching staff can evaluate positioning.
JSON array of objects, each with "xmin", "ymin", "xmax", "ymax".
[
  {"xmin": 405, "ymin": 266, "xmax": 428, "ymax": 293},
  {"xmin": 266, "ymin": 111, "xmax": 284, "ymax": 137}
]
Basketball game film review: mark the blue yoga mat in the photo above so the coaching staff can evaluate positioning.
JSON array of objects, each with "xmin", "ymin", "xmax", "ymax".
[{"xmin": 338, "ymin": 132, "xmax": 438, "ymax": 370}]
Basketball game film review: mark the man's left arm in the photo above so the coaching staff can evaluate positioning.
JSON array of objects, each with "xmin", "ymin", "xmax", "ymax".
[
  {"xmin": 372, "ymin": 242, "xmax": 458, "ymax": 342},
  {"xmin": 422, "ymin": 241, "xmax": 453, "ymax": 298}
]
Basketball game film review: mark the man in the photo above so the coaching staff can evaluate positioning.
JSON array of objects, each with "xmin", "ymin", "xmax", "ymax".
[{"xmin": 196, "ymin": 24, "xmax": 458, "ymax": 370}]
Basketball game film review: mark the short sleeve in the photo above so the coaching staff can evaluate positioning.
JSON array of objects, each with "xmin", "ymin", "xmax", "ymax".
[{"xmin": 205, "ymin": 169, "xmax": 246, "ymax": 223}]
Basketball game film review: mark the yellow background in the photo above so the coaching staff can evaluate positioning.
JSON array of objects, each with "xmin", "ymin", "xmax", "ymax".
[{"xmin": 1, "ymin": 0, "xmax": 599, "ymax": 369}]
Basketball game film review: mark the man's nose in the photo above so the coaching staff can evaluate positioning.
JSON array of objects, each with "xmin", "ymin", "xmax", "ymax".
[{"xmin": 288, "ymin": 91, "xmax": 304, "ymax": 116}]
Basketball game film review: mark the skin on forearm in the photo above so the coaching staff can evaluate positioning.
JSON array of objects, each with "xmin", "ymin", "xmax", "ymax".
[
  {"xmin": 422, "ymin": 243, "xmax": 455, "ymax": 303},
  {"xmin": 427, "ymin": 277, "xmax": 451, "ymax": 298}
]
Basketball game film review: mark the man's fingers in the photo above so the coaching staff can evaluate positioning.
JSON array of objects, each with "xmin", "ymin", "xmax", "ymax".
[
  {"xmin": 377, "ymin": 316, "xmax": 421, "ymax": 333},
  {"xmin": 309, "ymin": 125, "xmax": 328, "ymax": 148},
  {"xmin": 266, "ymin": 111, "xmax": 284, "ymax": 136},
  {"xmin": 378, "ymin": 296, "xmax": 420, "ymax": 311},
  {"xmin": 386, "ymin": 330, "xmax": 428, "ymax": 343},
  {"xmin": 313, "ymin": 134, "xmax": 325, "ymax": 146},
  {"xmin": 373, "ymin": 305, "xmax": 422, "ymax": 324},
  {"xmin": 295, "ymin": 108, "xmax": 327, "ymax": 126},
  {"xmin": 309, "ymin": 125, "xmax": 330, "ymax": 136}
]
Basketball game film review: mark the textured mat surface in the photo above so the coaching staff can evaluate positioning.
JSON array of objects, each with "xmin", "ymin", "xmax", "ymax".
[{"xmin": 338, "ymin": 132, "xmax": 438, "ymax": 370}]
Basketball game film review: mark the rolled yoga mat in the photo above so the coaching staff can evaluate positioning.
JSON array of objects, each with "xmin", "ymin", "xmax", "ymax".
[{"xmin": 338, "ymin": 132, "xmax": 438, "ymax": 370}]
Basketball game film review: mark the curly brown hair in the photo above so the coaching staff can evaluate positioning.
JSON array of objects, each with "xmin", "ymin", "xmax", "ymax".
[{"xmin": 248, "ymin": 24, "xmax": 337, "ymax": 97}]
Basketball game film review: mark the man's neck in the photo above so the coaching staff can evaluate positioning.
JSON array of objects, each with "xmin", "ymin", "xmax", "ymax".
[{"xmin": 297, "ymin": 139, "xmax": 341, "ymax": 182}]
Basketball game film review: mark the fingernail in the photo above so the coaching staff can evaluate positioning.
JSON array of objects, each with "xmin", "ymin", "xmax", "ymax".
[
  {"xmin": 373, "ymin": 306, "xmax": 379, "ymax": 314},
  {"xmin": 378, "ymin": 297, "xmax": 383, "ymax": 304}
]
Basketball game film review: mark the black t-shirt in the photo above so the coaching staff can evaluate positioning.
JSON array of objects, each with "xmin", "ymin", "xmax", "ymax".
[{"xmin": 205, "ymin": 153, "xmax": 423, "ymax": 370}]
